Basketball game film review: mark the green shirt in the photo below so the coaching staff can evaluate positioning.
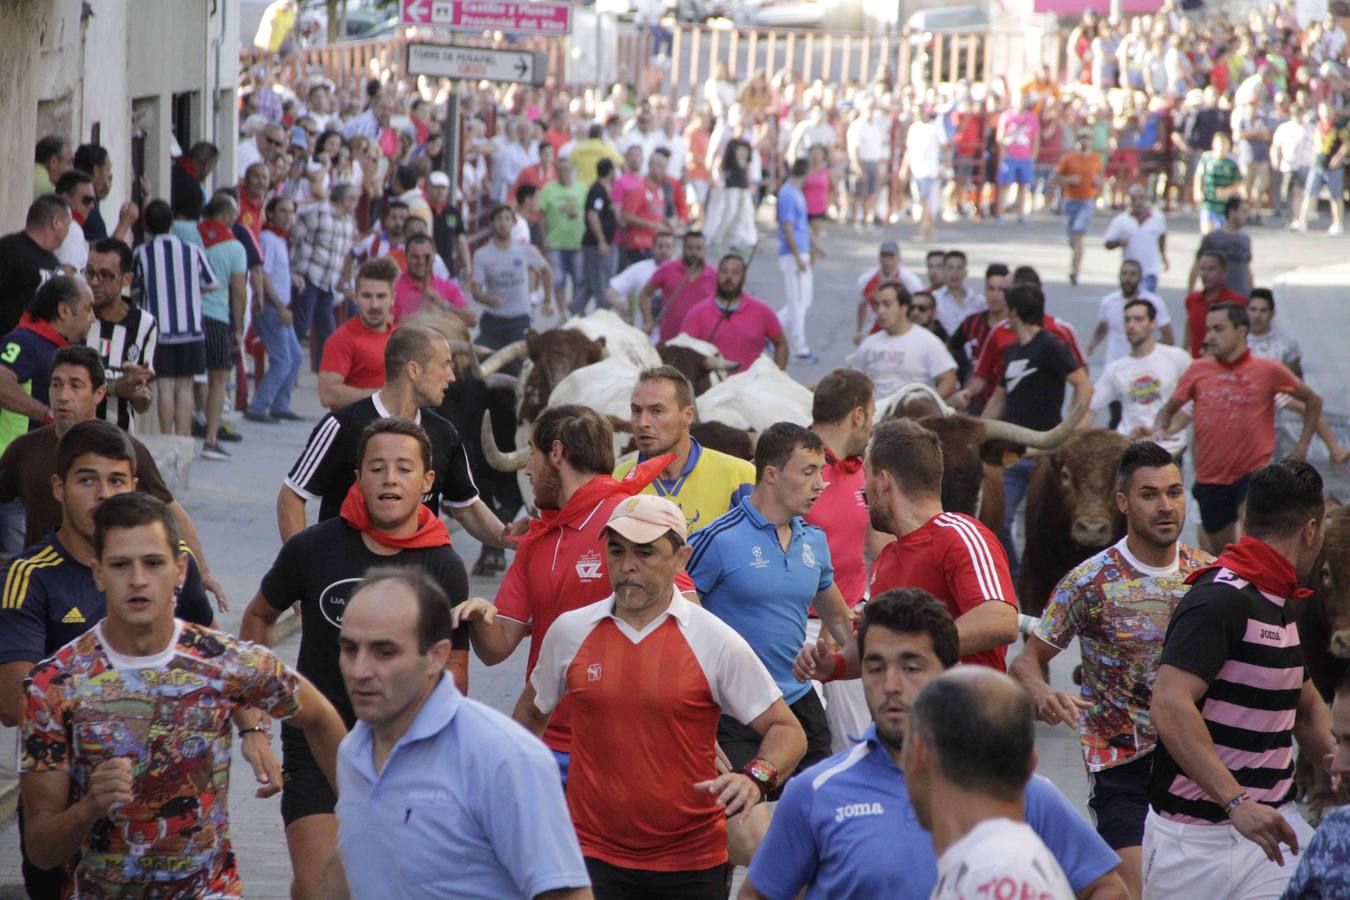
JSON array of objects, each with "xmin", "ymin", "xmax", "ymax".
[
  {"xmin": 1199, "ymin": 154, "xmax": 1241, "ymax": 215},
  {"xmin": 539, "ymin": 180, "xmax": 589, "ymax": 251}
]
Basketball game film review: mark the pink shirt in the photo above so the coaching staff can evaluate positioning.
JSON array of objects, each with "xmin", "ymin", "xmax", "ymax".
[
  {"xmin": 678, "ymin": 294, "xmax": 782, "ymax": 372},
  {"xmin": 392, "ymin": 271, "xmax": 467, "ymax": 322},
  {"xmin": 803, "ymin": 167, "xmax": 830, "ymax": 215},
  {"xmin": 998, "ymin": 110, "xmax": 1042, "ymax": 160},
  {"xmin": 648, "ymin": 260, "xmax": 717, "ymax": 342}
]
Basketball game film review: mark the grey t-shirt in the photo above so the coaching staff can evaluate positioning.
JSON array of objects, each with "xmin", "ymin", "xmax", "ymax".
[
  {"xmin": 471, "ymin": 240, "xmax": 547, "ymax": 319},
  {"xmin": 1198, "ymin": 229, "xmax": 1253, "ymax": 298}
]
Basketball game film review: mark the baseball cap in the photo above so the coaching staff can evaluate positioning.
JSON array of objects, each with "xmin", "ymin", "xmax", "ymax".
[
  {"xmin": 428, "ymin": 171, "xmax": 451, "ymax": 188},
  {"xmin": 879, "ymin": 240, "xmax": 899, "ymax": 255},
  {"xmin": 604, "ymin": 495, "xmax": 688, "ymax": 545}
]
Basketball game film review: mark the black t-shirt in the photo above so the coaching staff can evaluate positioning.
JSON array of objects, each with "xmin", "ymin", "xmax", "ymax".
[
  {"xmin": 582, "ymin": 182, "xmax": 617, "ymax": 246},
  {"xmin": 284, "ymin": 396, "xmax": 480, "ymax": 521},
  {"xmin": 432, "ymin": 204, "xmax": 466, "ymax": 277},
  {"xmin": 999, "ymin": 328, "xmax": 1081, "ymax": 431},
  {"xmin": 0, "ymin": 232, "xmax": 60, "ymax": 336},
  {"xmin": 260, "ymin": 517, "xmax": 469, "ymax": 729},
  {"xmin": 723, "ymin": 139, "xmax": 751, "ymax": 189}
]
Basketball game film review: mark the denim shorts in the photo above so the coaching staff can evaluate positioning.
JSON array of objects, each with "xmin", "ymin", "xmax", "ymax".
[
  {"xmin": 998, "ymin": 156, "xmax": 1036, "ymax": 186},
  {"xmin": 1306, "ymin": 164, "xmax": 1346, "ymax": 199},
  {"xmin": 1064, "ymin": 199, "xmax": 1094, "ymax": 236}
]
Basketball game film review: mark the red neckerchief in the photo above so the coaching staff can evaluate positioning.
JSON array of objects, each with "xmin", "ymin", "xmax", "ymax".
[
  {"xmin": 1187, "ymin": 533, "xmax": 1313, "ymax": 599},
  {"xmin": 518, "ymin": 454, "xmax": 675, "ymax": 549},
  {"xmin": 824, "ymin": 447, "xmax": 863, "ymax": 475},
  {"xmin": 71, "ymin": 209, "xmax": 87, "ymax": 226},
  {"xmin": 338, "ymin": 481, "xmax": 451, "ymax": 551},
  {"xmin": 198, "ymin": 220, "xmax": 234, "ymax": 248},
  {"xmin": 263, "ymin": 223, "xmax": 290, "ymax": 241},
  {"xmin": 176, "ymin": 157, "xmax": 202, "ymax": 181},
  {"xmin": 17, "ymin": 313, "xmax": 69, "ymax": 348}
]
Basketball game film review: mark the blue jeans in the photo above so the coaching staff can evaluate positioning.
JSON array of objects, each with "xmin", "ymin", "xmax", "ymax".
[
  {"xmin": 294, "ymin": 283, "xmax": 336, "ymax": 373},
  {"xmin": 577, "ymin": 245, "xmax": 617, "ymax": 315},
  {"xmin": 550, "ymin": 248, "xmax": 582, "ymax": 307},
  {"xmin": 248, "ymin": 305, "xmax": 304, "ymax": 416},
  {"xmin": 999, "ymin": 455, "xmax": 1036, "ymax": 582}
]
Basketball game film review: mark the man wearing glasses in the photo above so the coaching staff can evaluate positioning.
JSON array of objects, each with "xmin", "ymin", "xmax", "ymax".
[
  {"xmin": 238, "ymin": 121, "xmax": 287, "ymax": 181},
  {"xmin": 83, "ymin": 238, "xmax": 155, "ymax": 432},
  {"xmin": 54, "ymin": 171, "xmax": 97, "ymax": 272}
]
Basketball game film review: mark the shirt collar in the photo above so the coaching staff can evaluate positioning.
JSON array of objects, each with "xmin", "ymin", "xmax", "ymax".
[
  {"xmin": 586, "ymin": 584, "xmax": 692, "ymax": 626},
  {"xmin": 348, "ymin": 672, "xmax": 461, "ymax": 780},
  {"xmin": 861, "ymin": 724, "xmax": 904, "ymax": 773},
  {"xmin": 639, "ymin": 437, "xmax": 702, "ymax": 478},
  {"xmin": 742, "ymin": 495, "xmax": 805, "ymax": 540},
  {"xmin": 372, "ymin": 391, "xmax": 422, "ymax": 425}
]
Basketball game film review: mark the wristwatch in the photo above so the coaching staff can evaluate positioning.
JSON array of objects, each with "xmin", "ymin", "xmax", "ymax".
[{"xmin": 740, "ymin": 757, "xmax": 779, "ymax": 800}]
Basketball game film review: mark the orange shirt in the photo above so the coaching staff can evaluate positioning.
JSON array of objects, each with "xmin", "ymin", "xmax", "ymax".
[{"xmin": 1056, "ymin": 151, "xmax": 1104, "ymax": 201}]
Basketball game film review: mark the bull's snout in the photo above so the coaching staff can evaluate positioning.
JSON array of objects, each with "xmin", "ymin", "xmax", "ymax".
[{"xmin": 1071, "ymin": 518, "xmax": 1113, "ymax": 547}]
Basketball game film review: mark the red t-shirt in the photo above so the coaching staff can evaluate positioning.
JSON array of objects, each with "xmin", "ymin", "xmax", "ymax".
[
  {"xmin": 496, "ymin": 475, "xmax": 695, "ymax": 753},
  {"xmin": 804, "ymin": 453, "xmax": 868, "ymax": 607},
  {"xmin": 318, "ymin": 318, "xmax": 393, "ymax": 397},
  {"xmin": 678, "ymin": 295, "xmax": 782, "ymax": 372},
  {"xmin": 620, "ymin": 179, "xmax": 667, "ymax": 251},
  {"xmin": 1184, "ymin": 288, "xmax": 1249, "ymax": 357},
  {"xmin": 646, "ymin": 260, "xmax": 717, "ymax": 342},
  {"xmin": 1172, "ymin": 350, "xmax": 1298, "ymax": 485},
  {"xmin": 868, "ymin": 512, "xmax": 1017, "ymax": 670},
  {"xmin": 973, "ymin": 315, "xmax": 1087, "ymax": 385}
]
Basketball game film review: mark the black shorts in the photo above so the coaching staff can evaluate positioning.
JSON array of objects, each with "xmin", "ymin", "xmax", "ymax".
[
  {"xmin": 808, "ymin": 211, "xmax": 830, "ymax": 222},
  {"xmin": 153, "ymin": 339, "xmax": 207, "ymax": 378},
  {"xmin": 1087, "ymin": 753, "xmax": 1152, "ymax": 850},
  {"xmin": 281, "ymin": 728, "xmax": 336, "ymax": 826},
  {"xmin": 585, "ymin": 857, "xmax": 729, "ymax": 900},
  {"xmin": 717, "ymin": 689, "xmax": 831, "ymax": 801},
  {"xmin": 203, "ymin": 317, "xmax": 235, "ymax": 371},
  {"xmin": 1193, "ymin": 474, "xmax": 1252, "ymax": 534}
]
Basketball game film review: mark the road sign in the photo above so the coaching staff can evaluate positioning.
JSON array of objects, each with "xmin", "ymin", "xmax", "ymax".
[
  {"xmin": 401, "ymin": 0, "xmax": 572, "ymax": 35},
  {"xmin": 406, "ymin": 42, "xmax": 547, "ymax": 86}
]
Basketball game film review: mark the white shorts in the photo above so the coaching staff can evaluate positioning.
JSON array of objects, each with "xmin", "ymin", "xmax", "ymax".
[
  {"xmin": 804, "ymin": 619, "xmax": 871, "ymax": 753},
  {"xmin": 1141, "ymin": 805, "xmax": 1314, "ymax": 900}
]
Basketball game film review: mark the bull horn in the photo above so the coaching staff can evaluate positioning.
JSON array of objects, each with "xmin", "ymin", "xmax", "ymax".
[
  {"xmin": 892, "ymin": 382, "xmax": 953, "ymax": 416},
  {"xmin": 472, "ymin": 344, "xmax": 496, "ymax": 358},
  {"xmin": 481, "ymin": 411, "xmax": 528, "ymax": 472},
  {"xmin": 704, "ymin": 355, "xmax": 738, "ymax": 372},
  {"xmin": 979, "ymin": 399, "xmax": 1089, "ymax": 450},
  {"xmin": 479, "ymin": 340, "xmax": 529, "ymax": 377}
]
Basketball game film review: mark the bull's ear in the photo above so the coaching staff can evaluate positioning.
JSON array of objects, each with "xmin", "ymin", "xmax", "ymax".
[
  {"xmin": 978, "ymin": 440, "xmax": 1024, "ymax": 468},
  {"xmin": 595, "ymin": 336, "xmax": 607, "ymax": 349},
  {"xmin": 1000, "ymin": 449, "xmax": 1024, "ymax": 469}
]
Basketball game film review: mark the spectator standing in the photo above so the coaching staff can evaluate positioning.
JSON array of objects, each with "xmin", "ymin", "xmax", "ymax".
[
  {"xmin": 570, "ymin": 123, "xmax": 624, "ymax": 187},
  {"xmin": 248, "ymin": 197, "xmax": 304, "ymax": 425},
  {"xmin": 1103, "ymin": 185, "xmax": 1169, "ymax": 293},
  {"xmin": 196, "ymin": 194, "xmax": 248, "ymax": 462},
  {"xmin": 470, "ymin": 204, "xmax": 552, "ymax": 351},
  {"xmin": 641, "ymin": 230, "xmax": 716, "ymax": 342},
  {"xmin": 0, "ymin": 195, "xmax": 69, "ymax": 336},
  {"xmin": 539, "ymin": 155, "xmax": 588, "ymax": 312},
  {"xmin": 1232, "ymin": 92, "xmax": 1274, "ymax": 220},
  {"xmin": 170, "ymin": 142, "xmax": 219, "ymax": 217},
  {"xmin": 1194, "ymin": 132, "xmax": 1243, "ymax": 235},
  {"xmin": 291, "ymin": 183, "xmax": 358, "ymax": 374},
  {"xmin": 579, "ymin": 158, "xmax": 619, "ymax": 316},
  {"xmin": 1270, "ymin": 105, "xmax": 1313, "ymax": 221},
  {"xmin": 932, "ymin": 251, "xmax": 986, "ymax": 337},
  {"xmin": 1193, "ymin": 197, "xmax": 1254, "ymax": 297},
  {"xmin": 1143, "ymin": 461, "xmax": 1331, "ymax": 898},
  {"xmin": 777, "ymin": 159, "xmax": 815, "ymax": 364},
  {"xmin": 846, "ymin": 283, "xmax": 958, "ymax": 399},
  {"xmin": 1155, "ymin": 303, "xmax": 1322, "ymax": 554},
  {"xmin": 53, "ymin": 171, "xmax": 96, "ymax": 272},
  {"xmin": 1291, "ymin": 101, "xmax": 1348, "ymax": 235},
  {"xmin": 900, "ymin": 105, "xmax": 949, "ymax": 242},
  {"xmin": 619, "ymin": 149, "xmax": 673, "ymax": 269},
  {"xmin": 1052, "ymin": 129, "xmax": 1104, "ymax": 286},
  {"xmin": 679, "ymin": 254, "xmax": 788, "ymax": 372},
  {"xmin": 853, "ymin": 240, "xmax": 927, "ymax": 343},
  {"xmin": 33, "ymin": 136, "xmax": 72, "ymax": 199},
  {"xmin": 392, "ymin": 164, "xmax": 433, "ymax": 230},
  {"xmin": 392, "ymin": 234, "xmax": 471, "ymax": 326},
  {"xmin": 1182, "ymin": 252, "xmax": 1248, "ymax": 357},
  {"xmin": 996, "ymin": 95, "xmax": 1042, "ymax": 224},
  {"xmin": 84, "ymin": 238, "xmax": 155, "ymax": 432},
  {"xmin": 1092, "ymin": 298, "xmax": 1193, "ymax": 458},
  {"xmin": 847, "ymin": 101, "xmax": 888, "ymax": 227},
  {"xmin": 316, "ymin": 258, "xmax": 397, "ymax": 412},
  {"xmin": 427, "ymin": 171, "xmax": 471, "ymax": 282}
]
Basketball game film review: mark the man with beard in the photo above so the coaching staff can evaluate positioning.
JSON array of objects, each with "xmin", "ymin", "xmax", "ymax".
[
  {"xmin": 742, "ymin": 590, "xmax": 1125, "ymax": 899},
  {"xmin": 614, "ymin": 366, "xmax": 755, "ymax": 535},
  {"xmin": 688, "ymin": 423, "xmax": 855, "ymax": 862},
  {"xmin": 679, "ymin": 254, "xmax": 788, "ymax": 371},
  {"xmin": 317, "ymin": 258, "xmax": 398, "ymax": 411},
  {"xmin": 522, "ymin": 494, "xmax": 805, "ymax": 897},
  {"xmin": 1010, "ymin": 441, "xmax": 1211, "ymax": 898},
  {"xmin": 83, "ymin": 239, "xmax": 155, "ymax": 431},
  {"xmin": 240, "ymin": 418, "xmax": 471, "ymax": 900},
  {"xmin": 641, "ymin": 230, "xmax": 716, "ymax": 343},
  {"xmin": 451, "ymin": 405, "xmax": 694, "ymax": 785},
  {"xmin": 795, "ymin": 418, "xmax": 1017, "ymax": 681},
  {"xmin": 392, "ymin": 234, "xmax": 471, "ymax": 326}
]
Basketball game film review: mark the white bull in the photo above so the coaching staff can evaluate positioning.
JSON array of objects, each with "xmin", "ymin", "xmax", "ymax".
[
  {"xmin": 695, "ymin": 357, "xmax": 814, "ymax": 432},
  {"xmin": 562, "ymin": 309, "xmax": 662, "ymax": 370}
]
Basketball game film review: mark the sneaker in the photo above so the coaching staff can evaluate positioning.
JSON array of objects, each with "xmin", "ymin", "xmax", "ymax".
[
  {"xmin": 1289, "ymin": 221, "xmax": 1307, "ymax": 232},
  {"xmin": 243, "ymin": 409, "xmax": 279, "ymax": 424},
  {"xmin": 271, "ymin": 410, "xmax": 305, "ymax": 422},
  {"xmin": 218, "ymin": 422, "xmax": 243, "ymax": 443},
  {"xmin": 792, "ymin": 352, "xmax": 820, "ymax": 364},
  {"xmin": 191, "ymin": 417, "xmax": 207, "ymax": 438},
  {"xmin": 1330, "ymin": 223, "xmax": 1344, "ymax": 236},
  {"xmin": 201, "ymin": 443, "xmax": 230, "ymax": 461},
  {"xmin": 1068, "ymin": 272, "xmax": 1078, "ymax": 286}
]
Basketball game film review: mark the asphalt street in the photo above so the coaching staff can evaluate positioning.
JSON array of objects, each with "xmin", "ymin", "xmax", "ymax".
[{"xmin": 0, "ymin": 201, "xmax": 1344, "ymax": 896}]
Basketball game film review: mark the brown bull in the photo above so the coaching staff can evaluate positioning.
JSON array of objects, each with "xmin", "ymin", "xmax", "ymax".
[
  {"xmin": 1018, "ymin": 430, "xmax": 1129, "ymax": 617},
  {"xmin": 481, "ymin": 329, "xmax": 607, "ymax": 424}
]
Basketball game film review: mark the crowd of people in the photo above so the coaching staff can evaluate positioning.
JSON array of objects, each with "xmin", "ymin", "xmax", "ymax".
[{"xmin": 1, "ymin": 1, "xmax": 1350, "ymax": 898}]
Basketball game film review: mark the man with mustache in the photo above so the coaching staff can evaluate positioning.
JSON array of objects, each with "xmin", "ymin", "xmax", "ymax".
[{"xmin": 1009, "ymin": 441, "xmax": 1212, "ymax": 898}]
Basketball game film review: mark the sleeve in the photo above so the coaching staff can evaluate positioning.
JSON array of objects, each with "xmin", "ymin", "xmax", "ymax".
[
  {"xmin": 1094, "ymin": 296, "xmax": 1113, "ymax": 328},
  {"xmin": 1158, "ymin": 585, "xmax": 1243, "ymax": 683},
  {"xmin": 18, "ymin": 665, "xmax": 72, "ymax": 774},
  {"xmin": 973, "ymin": 338, "xmax": 1000, "ymax": 383},
  {"xmin": 1170, "ymin": 362, "xmax": 1200, "ymax": 405},
  {"xmin": 0, "ymin": 335, "xmax": 40, "ymax": 384},
  {"xmin": 494, "ymin": 553, "xmax": 533, "ymax": 627},
  {"xmin": 744, "ymin": 775, "xmax": 821, "ymax": 900},
  {"xmin": 1102, "ymin": 215, "xmax": 1124, "ymax": 244},
  {"xmin": 436, "ymin": 428, "xmax": 480, "ymax": 508},
  {"xmin": 174, "ymin": 550, "xmax": 214, "ymax": 627},
  {"xmin": 524, "ymin": 244, "xmax": 548, "ymax": 270},
  {"xmin": 1152, "ymin": 296, "xmax": 1173, "ymax": 327},
  {"xmin": 1034, "ymin": 567, "xmax": 1092, "ymax": 651},
  {"xmin": 0, "ymin": 560, "xmax": 50, "ymax": 664},
  {"xmin": 529, "ymin": 615, "xmax": 583, "ymax": 716},
  {"xmin": 685, "ymin": 527, "xmax": 724, "ymax": 598},
  {"xmin": 942, "ymin": 521, "xmax": 1017, "ymax": 611},
  {"xmin": 1090, "ymin": 366, "xmax": 1117, "ymax": 413},
  {"xmin": 228, "ymin": 641, "xmax": 302, "ymax": 721},
  {"xmin": 926, "ymin": 336, "xmax": 958, "ymax": 377},
  {"xmin": 705, "ymin": 620, "xmax": 783, "ymax": 724},
  {"xmin": 481, "ymin": 743, "xmax": 591, "ymax": 898},
  {"xmin": 1050, "ymin": 334, "xmax": 1082, "ymax": 378},
  {"xmin": 284, "ymin": 413, "xmax": 345, "ymax": 500},
  {"xmin": 621, "ymin": 187, "xmax": 644, "ymax": 217},
  {"xmin": 1024, "ymin": 776, "xmax": 1121, "ymax": 892},
  {"xmin": 132, "ymin": 440, "xmax": 174, "ymax": 504},
  {"xmin": 1267, "ymin": 360, "xmax": 1301, "ymax": 396},
  {"xmin": 469, "ymin": 249, "xmax": 487, "ymax": 288},
  {"xmin": 762, "ymin": 303, "xmax": 784, "ymax": 339},
  {"xmin": 142, "ymin": 317, "xmax": 159, "ymax": 375},
  {"xmin": 259, "ymin": 536, "xmax": 308, "ymax": 612},
  {"xmin": 318, "ymin": 328, "xmax": 352, "ymax": 376},
  {"xmin": 813, "ymin": 533, "xmax": 835, "ymax": 594}
]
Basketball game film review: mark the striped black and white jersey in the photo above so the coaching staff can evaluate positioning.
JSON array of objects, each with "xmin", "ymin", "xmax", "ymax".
[
  {"xmin": 87, "ymin": 305, "xmax": 158, "ymax": 432},
  {"xmin": 131, "ymin": 233, "xmax": 216, "ymax": 344}
]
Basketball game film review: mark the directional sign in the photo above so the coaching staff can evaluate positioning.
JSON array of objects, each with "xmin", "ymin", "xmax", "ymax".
[
  {"xmin": 406, "ymin": 42, "xmax": 547, "ymax": 86},
  {"xmin": 402, "ymin": 0, "xmax": 572, "ymax": 35}
]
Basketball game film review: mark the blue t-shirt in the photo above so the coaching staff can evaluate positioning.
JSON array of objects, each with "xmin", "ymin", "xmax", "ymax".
[
  {"xmin": 777, "ymin": 181, "xmax": 811, "ymax": 258},
  {"xmin": 201, "ymin": 238, "xmax": 247, "ymax": 324},
  {"xmin": 747, "ymin": 726, "xmax": 1119, "ymax": 899},
  {"xmin": 687, "ymin": 498, "xmax": 834, "ymax": 704},
  {"xmin": 1282, "ymin": 805, "xmax": 1350, "ymax": 899}
]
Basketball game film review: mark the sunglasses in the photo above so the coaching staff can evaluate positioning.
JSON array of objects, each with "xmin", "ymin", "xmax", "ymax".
[
  {"xmin": 911, "ymin": 304, "xmax": 934, "ymax": 312},
  {"xmin": 82, "ymin": 266, "xmax": 120, "ymax": 282}
]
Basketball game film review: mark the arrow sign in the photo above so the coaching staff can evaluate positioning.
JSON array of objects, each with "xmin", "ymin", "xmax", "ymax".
[
  {"xmin": 401, "ymin": 0, "xmax": 572, "ymax": 35},
  {"xmin": 406, "ymin": 42, "xmax": 547, "ymax": 86}
]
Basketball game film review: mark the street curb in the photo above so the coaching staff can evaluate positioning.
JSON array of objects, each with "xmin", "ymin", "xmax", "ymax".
[{"xmin": 0, "ymin": 612, "xmax": 303, "ymax": 829}]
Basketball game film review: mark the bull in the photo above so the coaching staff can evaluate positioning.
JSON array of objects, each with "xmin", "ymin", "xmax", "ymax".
[{"xmin": 1018, "ymin": 429, "xmax": 1130, "ymax": 617}]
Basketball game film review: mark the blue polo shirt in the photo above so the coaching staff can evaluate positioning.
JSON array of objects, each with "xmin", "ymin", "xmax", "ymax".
[
  {"xmin": 747, "ymin": 725, "xmax": 1119, "ymax": 899},
  {"xmin": 777, "ymin": 180, "xmax": 811, "ymax": 257},
  {"xmin": 334, "ymin": 673, "xmax": 590, "ymax": 899},
  {"xmin": 687, "ymin": 498, "xmax": 834, "ymax": 704}
]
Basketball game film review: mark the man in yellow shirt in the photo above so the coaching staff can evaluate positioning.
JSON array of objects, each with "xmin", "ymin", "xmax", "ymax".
[
  {"xmin": 614, "ymin": 366, "xmax": 754, "ymax": 533},
  {"xmin": 569, "ymin": 124, "xmax": 625, "ymax": 187}
]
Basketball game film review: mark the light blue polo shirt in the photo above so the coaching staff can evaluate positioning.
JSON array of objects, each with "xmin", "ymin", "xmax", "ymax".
[
  {"xmin": 777, "ymin": 181, "xmax": 811, "ymax": 257},
  {"xmin": 687, "ymin": 498, "xmax": 833, "ymax": 704},
  {"xmin": 746, "ymin": 725, "xmax": 1120, "ymax": 899},
  {"xmin": 334, "ymin": 673, "xmax": 590, "ymax": 899}
]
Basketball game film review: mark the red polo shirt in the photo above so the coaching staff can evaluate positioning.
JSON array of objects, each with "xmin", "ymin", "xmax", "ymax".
[
  {"xmin": 1183, "ymin": 287, "xmax": 1248, "ymax": 357},
  {"xmin": 620, "ymin": 178, "xmax": 667, "ymax": 251},
  {"xmin": 803, "ymin": 451, "xmax": 868, "ymax": 607}
]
